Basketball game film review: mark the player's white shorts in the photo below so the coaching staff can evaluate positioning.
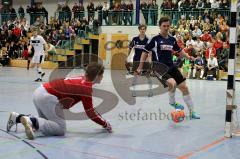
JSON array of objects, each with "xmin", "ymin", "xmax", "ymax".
[{"xmin": 32, "ymin": 54, "xmax": 45, "ymax": 64}]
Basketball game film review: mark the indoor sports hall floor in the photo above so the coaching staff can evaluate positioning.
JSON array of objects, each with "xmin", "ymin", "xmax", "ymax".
[{"xmin": 0, "ymin": 67, "xmax": 240, "ymax": 159}]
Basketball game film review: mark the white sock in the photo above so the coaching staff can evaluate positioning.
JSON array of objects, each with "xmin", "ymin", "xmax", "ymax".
[
  {"xmin": 183, "ymin": 95, "xmax": 194, "ymax": 111},
  {"xmin": 147, "ymin": 77, "xmax": 152, "ymax": 90},
  {"xmin": 169, "ymin": 91, "xmax": 176, "ymax": 105},
  {"xmin": 200, "ymin": 70, "xmax": 204, "ymax": 78},
  {"xmin": 132, "ymin": 75, "xmax": 137, "ymax": 92},
  {"xmin": 192, "ymin": 69, "xmax": 196, "ymax": 78}
]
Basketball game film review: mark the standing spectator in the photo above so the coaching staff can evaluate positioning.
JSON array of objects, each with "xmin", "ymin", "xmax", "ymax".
[
  {"xmin": 9, "ymin": 6, "xmax": 17, "ymax": 20},
  {"xmin": 102, "ymin": 1, "xmax": 109, "ymax": 25},
  {"xmin": 96, "ymin": 2, "xmax": 103, "ymax": 25},
  {"xmin": 161, "ymin": 0, "xmax": 173, "ymax": 9},
  {"xmin": 72, "ymin": 2, "xmax": 80, "ymax": 20},
  {"xmin": 38, "ymin": 4, "xmax": 48, "ymax": 24},
  {"xmin": 18, "ymin": 6, "xmax": 25, "ymax": 19},
  {"xmin": 189, "ymin": 0, "xmax": 196, "ymax": 9},
  {"xmin": 87, "ymin": 0, "xmax": 95, "ymax": 22},
  {"xmin": 141, "ymin": 0, "xmax": 149, "ymax": 24},
  {"xmin": 120, "ymin": 0, "xmax": 128, "ymax": 25},
  {"xmin": 205, "ymin": 0, "xmax": 212, "ymax": 8},
  {"xmin": 79, "ymin": 3, "xmax": 85, "ymax": 21},
  {"xmin": 196, "ymin": 0, "xmax": 204, "ymax": 9},
  {"xmin": 62, "ymin": 3, "xmax": 71, "ymax": 21},
  {"xmin": 220, "ymin": 0, "xmax": 230, "ymax": 9},
  {"xmin": 149, "ymin": 0, "xmax": 158, "ymax": 25},
  {"xmin": 211, "ymin": 0, "xmax": 220, "ymax": 9},
  {"xmin": 127, "ymin": 0, "xmax": 134, "ymax": 25}
]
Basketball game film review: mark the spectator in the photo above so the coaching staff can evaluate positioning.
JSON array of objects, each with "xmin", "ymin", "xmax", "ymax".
[
  {"xmin": 189, "ymin": 0, "xmax": 196, "ymax": 9},
  {"xmin": 18, "ymin": 6, "xmax": 25, "ymax": 19},
  {"xmin": 102, "ymin": 1, "xmax": 109, "ymax": 25},
  {"xmin": 127, "ymin": 0, "xmax": 134, "ymax": 25},
  {"xmin": 196, "ymin": 0, "xmax": 204, "ymax": 9},
  {"xmin": 211, "ymin": 0, "xmax": 220, "ymax": 9},
  {"xmin": 195, "ymin": 36, "xmax": 205, "ymax": 51},
  {"xmin": 192, "ymin": 52, "xmax": 205, "ymax": 79},
  {"xmin": 141, "ymin": 0, "xmax": 149, "ymax": 24},
  {"xmin": 192, "ymin": 25, "xmax": 202, "ymax": 40},
  {"xmin": 96, "ymin": 2, "xmax": 103, "ymax": 25},
  {"xmin": 62, "ymin": 3, "xmax": 71, "ymax": 21},
  {"xmin": 205, "ymin": 42, "xmax": 217, "ymax": 60},
  {"xmin": 202, "ymin": 18, "xmax": 212, "ymax": 32},
  {"xmin": 72, "ymin": 2, "xmax": 80, "ymax": 20},
  {"xmin": 201, "ymin": 30, "xmax": 212, "ymax": 42},
  {"xmin": 120, "ymin": 0, "xmax": 128, "ymax": 25},
  {"xmin": 176, "ymin": 35, "xmax": 185, "ymax": 49},
  {"xmin": 87, "ymin": 0, "xmax": 95, "ymax": 21},
  {"xmin": 9, "ymin": 6, "xmax": 17, "ymax": 20},
  {"xmin": 220, "ymin": 0, "xmax": 230, "ymax": 9},
  {"xmin": 205, "ymin": 0, "xmax": 212, "ymax": 8},
  {"xmin": 79, "ymin": 3, "xmax": 85, "ymax": 21},
  {"xmin": 186, "ymin": 36, "xmax": 196, "ymax": 47},
  {"xmin": 218, "ymin": 42, "xmax": 229, "ymax": 71},
  {"xmin": 203, "ymin": 53, "xmax": 218, "ymax": 80}
]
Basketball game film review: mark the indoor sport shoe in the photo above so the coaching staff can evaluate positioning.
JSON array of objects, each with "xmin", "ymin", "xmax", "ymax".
[
  {"xmin": 34, "ymin": 78, "xmax": 42, "ymax": 82},
  {"xmin": 191, "ymin": 111, "xmax": 200, "ymax": 119},
  {"xmin": 170, "ymin": 102, "xmax": 184, "ymax": 110},
  {"xmin": 20, "ymin": 116, "xmax": 34, "ymax": 140},
  {"xmin": 6, "ymin": 112, "xmax": 19, "ymax": 132}
]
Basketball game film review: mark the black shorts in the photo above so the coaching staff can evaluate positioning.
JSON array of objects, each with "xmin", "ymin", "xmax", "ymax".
[{"xmin": 163, "ymin": 67, "xmax": 186, "ymax": 85}]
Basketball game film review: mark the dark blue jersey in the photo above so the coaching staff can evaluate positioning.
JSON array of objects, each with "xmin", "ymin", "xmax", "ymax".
[
  {"xmin": 144, "ymin": 34, "xmax": 182, "ymax": 67},
  {"xmin": 129, "ymin": 36, "xmax": 149, "ymax": 61}
]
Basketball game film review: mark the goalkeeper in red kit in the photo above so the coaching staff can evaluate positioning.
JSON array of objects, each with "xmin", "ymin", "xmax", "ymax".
[{"xmin": 7, "ymin": 63, "xmax": 112, "ymax": 140}]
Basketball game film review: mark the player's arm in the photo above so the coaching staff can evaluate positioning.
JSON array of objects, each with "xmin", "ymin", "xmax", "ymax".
[
  {"xmin": 128, "ymin": 38, "xmax": 135, "ymax": 55},
  {"xmin": 81, "ymin": 95, "xmax": 112, "ymax": 133},
  {"xmin": 179, "ymin": 49, "xmax": 195, "ymax": 61}
]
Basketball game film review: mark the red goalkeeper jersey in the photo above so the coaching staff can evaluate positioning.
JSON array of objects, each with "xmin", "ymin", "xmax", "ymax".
[{"xmin": 43, "ymin": 76, "xmax": 107, "ymax": 127}]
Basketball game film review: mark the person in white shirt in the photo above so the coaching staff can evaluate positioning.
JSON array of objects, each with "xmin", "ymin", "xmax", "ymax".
[
  {"xmin": 211, "ymin": 0, "xmax": 220, "ymax": 9},
  {"xmin": 192, "ymin": 25, "xmax": 202, "ymax": 40},
  {"xmin": 28, "ymin": 27, "xmax": 47, "ymax": 82},
  {"xmin": 203, "ymin": 53, "xmax": 218, "ymax": 80},
  {"xmin": 186, "ymin": 36, "xmax": 196, "ymax": 47},
  {"xmin": 195, "ymin": 36, "xmax": 204, "ymax": 51}
]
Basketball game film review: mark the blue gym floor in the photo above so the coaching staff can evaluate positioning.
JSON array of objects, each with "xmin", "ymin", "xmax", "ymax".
[{"xmin": 0, "ymin": 67, "xmax": 240, "ymax": 159}]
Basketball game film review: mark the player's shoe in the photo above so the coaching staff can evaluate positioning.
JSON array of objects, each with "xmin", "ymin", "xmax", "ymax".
[
  {"xmin": 170, "ymin": 102, "xmax": 184, "ymax": 110},
  {"xmin": 6, "ymin": 112, "xmax": 19, "ymax": 132},
  {"xmin": 34, "ymin": 78, "xmax": 42, "ymax": 82},
  {"xmin": 190, "ymin": 111, "xmax": 200, "ymax": 119},
  {"xmin": 132, "ymin": 91, "xmax": 136, "ymax": 97},
  {"xmin": 20, "ymin": 116, "xmax": 34, "ymax": 140}
]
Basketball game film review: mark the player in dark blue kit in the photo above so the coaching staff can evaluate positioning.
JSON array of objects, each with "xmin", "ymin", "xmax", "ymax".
[
  {"xmin": 137, "ymin": 17, "xmax": 200, "ymax": 119},
  {"xmin": 125, "ymin": 24, "xmax": 154, "ymax": 97}
]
